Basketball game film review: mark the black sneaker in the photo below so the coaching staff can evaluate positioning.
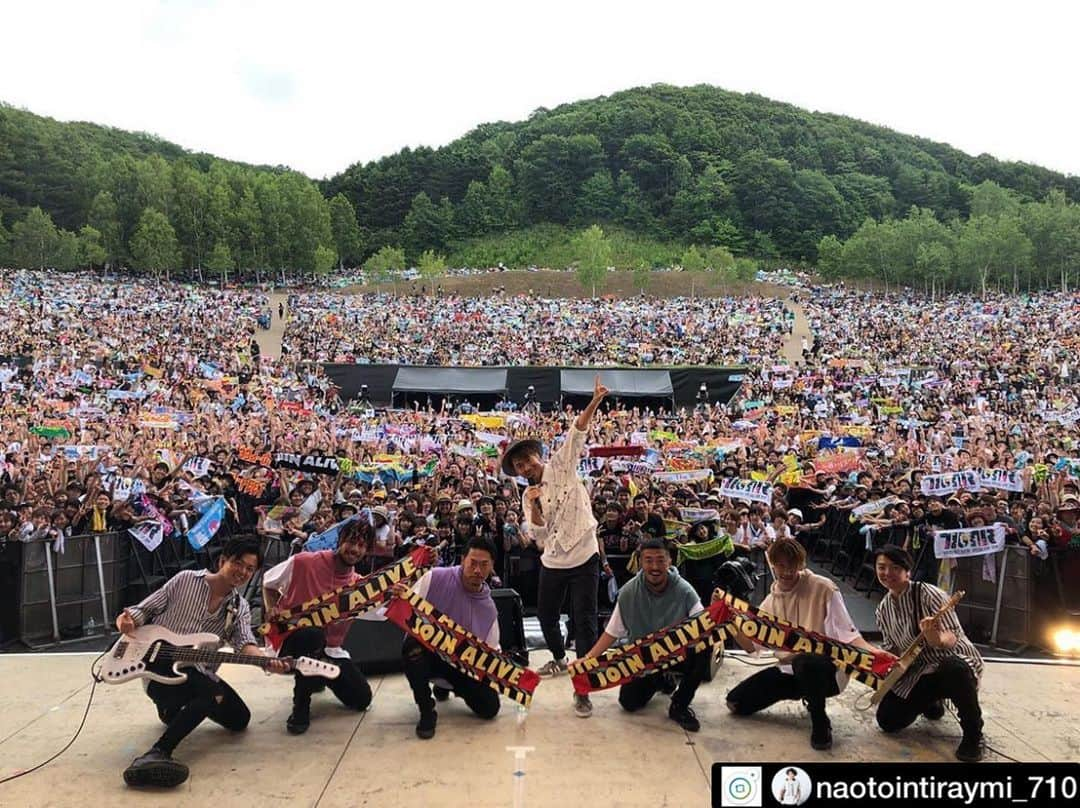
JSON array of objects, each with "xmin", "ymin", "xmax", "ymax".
[
  {"xmin": 810, "ymin": 718, "xmax": 833, "ymax": 751},
  {"xmin": 668, "ymin": 704, "xmax": 701, "ymax": 733},
  {"xmin": 922, "ymin": 700, "xmax": 945, "ymax": 721},
  {"xmin": 123, "ymin": 748, "xmax": 189, "ymax": 788},
  {"xmin": 433, "ymin": 686, "xmax": 451, "ymax": 702},
  {"xmin": 286, "ymin": 703, "xmax": 311, "ymax": 735},
  {"xmin": 416, "ymin": 709, "xmax": 438, "ymax": 740},
  {"xmin": 955, "ymin": 734, "xmax": 986, "ymax": 762}
]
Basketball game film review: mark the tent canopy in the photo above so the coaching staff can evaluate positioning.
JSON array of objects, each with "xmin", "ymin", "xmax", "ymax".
[
  {"xmin": 559, "ymin": 369, "xmax": 673, "ymax": 398},
  {"xmin": 392, "ymin": 367, "xmax": 508, "ymax": 394}
]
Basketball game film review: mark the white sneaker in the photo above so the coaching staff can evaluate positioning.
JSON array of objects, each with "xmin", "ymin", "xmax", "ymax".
[
  {"xmin": 574, "ymin": 694, "xmax": 593, "ymax": 718},
  {"xmin": 537, "ymin": 658, "xmax": 569, "ymax": 678}
]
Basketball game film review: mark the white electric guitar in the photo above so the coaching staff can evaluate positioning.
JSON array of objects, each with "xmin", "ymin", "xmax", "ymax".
[{"xmin": 100, "ymin": 625, "xmax": 340, "ymax": 685}]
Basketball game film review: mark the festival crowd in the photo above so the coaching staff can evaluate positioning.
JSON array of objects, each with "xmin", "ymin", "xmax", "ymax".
[{"xmin": 0, "ymin": 269, "xmax": 1077, "ymax": 625}]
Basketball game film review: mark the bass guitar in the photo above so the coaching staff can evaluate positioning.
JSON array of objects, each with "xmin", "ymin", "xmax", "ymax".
[
  {"xmin": 100, "ymin": 625, "xmax": 340, "ymax": 685},
  {"xmin": 869, "ymin": 589, "xmax": 964, "ymax": 706}
]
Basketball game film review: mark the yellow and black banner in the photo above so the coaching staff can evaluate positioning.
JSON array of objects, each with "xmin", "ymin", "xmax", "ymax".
[
  {"xmin": 385, "ymin": 589, "xmax": 540, "ymax": 708},
  {"xmin": 259, "ymin": 547, "xmax": 437, "ymax": 648},
  {"xmin": 569, "ymin": 593, "xmax": 898, "ymax": 695},
  {"xmin": 710, "ymin": 590, "xmax": 897, "ymax": 688}
]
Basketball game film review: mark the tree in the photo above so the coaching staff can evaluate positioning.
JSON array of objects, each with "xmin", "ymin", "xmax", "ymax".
[
  {"xmin": 363, "ymin": 245, "xmax": 407, "ymax": 293},
  {"xmin": 458, "ymin": 180, "xmax": 491, "ymax": 236},
  {"xmin": 571, "ymin": 224, "xmax": 611, "ymax": 298},
  {"xmin": 206, "ymin": 240, "xmax": 235, "ymax": 285},
  {"xmin": 956, "ymin": 215, "xmax": 1032, "ymax": 298},
  {"xmin": 575, "ymin": 170, "xmax": 618, "ymax": 224},
  {"xmin": 680, "ymin": 244, "xmax": 706, "ymax": 297},
  {"xmin": 816, "ymin": 235, "xmax": 844, "ymax": 279},
  {"xmin": 77, "ymin": 225, "xmax": 107, "ymax": 268},
  {"xmin": 632, "ymin": 259, "xmax": 651, "ymax": 295},
  {"xmin": 313, "ymin": 244, "xmax": 337, "ymax": 285},
  {"xmin": 970, "ymin": 180, "xmax": 1021, "ymax": 220},
  {"xmin": 10, "ymin": 206, "xmax": 58, "ymax": 269},
  {"xmin": 130, "ymin": 208, "xmax": 180, "ymax": 281},
  {"xmin": 485, "ymin": 165, "xmax": 519, "ymax": 231},
  {"xmin": 53, "ymin": 229, "xmax": 80, "ymax": 271},
  {"xmin": 403, "ymin": 192, "xmax": 452, "ymax": 256},
  {"xmin": 516, "ymin": 134, "xmax": 606, "ymax": 224},
  {"xmin": 417, "ymin": 249, "xmax": 447, "ymax": 292},
  {"xmin": 329, "ymin": 193, "xmax": 362, "ymax": 270},
  {"xmin": 732, "ymin": 256, "xmax": 758, "ymax": 281},
  {"xmin": 616, "ymin": 172, "xmax": 654, "ymax": 232},
  {"xmin": 87, "ymin": 191, "xmax": 123, "ymax": 266},
  {"xmin": 704, "ymin": 245, "xmax": 736, "ymax": 292},
  {"xmin": 171, "ymin": 163, "xmax": 209, "ymax": 274}
]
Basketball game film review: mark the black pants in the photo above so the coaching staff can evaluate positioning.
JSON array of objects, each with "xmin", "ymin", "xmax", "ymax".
[
  {"xmin": 537, "ymin": 553, "xmax": 599, "ymax": 661},
  {"xmin": 146, "ymin": 669, "xmax": 250, "ymax": 755},
  {"xmin": 280, "ymin": 627, "xmax": 372, "ymax": 711},
  {"xmin": 876, "ymin": 656, "xmax": 982, "ymax": 737},
  {"xmin": 619, "ymin": 648, "xmax": 710, "ymax": 713},
  {"xmin": 726, "ymin": 654, "xmax": 840, "ymax": 719},
  {"xmin": 402, "ymin": 637, "xmax": 500, "ymax": 719}
]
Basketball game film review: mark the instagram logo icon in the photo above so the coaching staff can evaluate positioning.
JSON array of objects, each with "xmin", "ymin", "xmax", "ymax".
[{"xmin": 720, "ymin": 766, "xmax": 762, "ymax": 807}]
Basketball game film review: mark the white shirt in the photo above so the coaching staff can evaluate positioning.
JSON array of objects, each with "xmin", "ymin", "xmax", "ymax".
[
  {"xmin": 520, "ymin": 425, "xmax": 599, "ymax": 570},
  {"xmin": 735, "ymin": 522, "xmax": 776, "ymax": 547},
  {"xmin": 768, "ymin": 590, "xmax": 861, "ymax": 690}
]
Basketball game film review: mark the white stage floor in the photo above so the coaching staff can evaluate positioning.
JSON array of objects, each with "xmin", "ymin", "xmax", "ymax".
[{"xmin": 0, "ymin": 651, "xmax": 1077, "ymax": 807}]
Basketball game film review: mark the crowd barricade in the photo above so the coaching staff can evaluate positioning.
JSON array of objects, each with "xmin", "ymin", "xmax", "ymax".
[
  {"xmin": 18, "ymin": 532, "xmax": 127, "ymax": 647},
  {"xmin": 951, "ymin": 546, "xmax": 1036, "ymax": 653}
]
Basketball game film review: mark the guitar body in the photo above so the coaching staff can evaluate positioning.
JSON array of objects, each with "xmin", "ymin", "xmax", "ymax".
[
  {"xmin": 101, "ymin": 625, "xmax": 222, "ymax": 685},
  {"xmin": 100, "ymin": 624, "xmax": 341, "ymax": 685}
]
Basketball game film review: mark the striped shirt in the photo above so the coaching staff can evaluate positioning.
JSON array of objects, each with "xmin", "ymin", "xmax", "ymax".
[
  {"xmin": 875, "ymin": 581, "xmax": 983, "ymax": 699},
  {"xmin": 127, "ymin": 570, "xmax": 258, "ymax": 673}
]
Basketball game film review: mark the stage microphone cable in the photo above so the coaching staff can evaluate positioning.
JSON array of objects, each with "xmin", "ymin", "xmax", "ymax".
[{"xmin": 0, "ymin": 648, "xmax": 108, "ymax": 786}]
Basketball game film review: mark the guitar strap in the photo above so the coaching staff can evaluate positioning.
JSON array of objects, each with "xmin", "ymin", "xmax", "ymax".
[
  {"xmin": 912, "ymin": 580, "xmax": 922, "ymax": 638},
  {"xmin": 224, "ymin": 591, "xmax": 240, "ymax": 637}
]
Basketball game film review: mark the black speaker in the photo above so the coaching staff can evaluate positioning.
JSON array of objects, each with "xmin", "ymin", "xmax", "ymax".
[
  {"xmin": 492, "ymin": 587, "xmax": 528, "ymax": 666},
  {"xmin": 342, "ymin": 618, "xmax": 406, "ymax": 674}
]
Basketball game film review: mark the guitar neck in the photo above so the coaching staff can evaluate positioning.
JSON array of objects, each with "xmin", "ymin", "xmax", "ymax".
[{"xmin": 167, "ymin": 648, "xmax": 273, "ymax": 669}]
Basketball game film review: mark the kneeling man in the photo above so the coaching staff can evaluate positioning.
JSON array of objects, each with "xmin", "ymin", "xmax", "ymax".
[
  {"xmin": 393, "ymin": 536, "xmax": 502, "ymax": 739},
  {"xmin": 577, "ymin": 537, "xmax": 708, "ymax": 732}
]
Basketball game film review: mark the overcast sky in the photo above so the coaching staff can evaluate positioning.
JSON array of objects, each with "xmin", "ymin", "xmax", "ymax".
[{"xmin": 3, "ymin": 1, "xmax": 1077, "ymax": 180}]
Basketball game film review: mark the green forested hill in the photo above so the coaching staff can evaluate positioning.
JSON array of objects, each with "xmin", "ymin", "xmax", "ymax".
[
  {"xmin": 2, "ymin": 84, "xmax": 1078, "ymax": 279},
  {"xmin": 324, "ymin": 84, "xmax": 1080, "ymax": 261}
]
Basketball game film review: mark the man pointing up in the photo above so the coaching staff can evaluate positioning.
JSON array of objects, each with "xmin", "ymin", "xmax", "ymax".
[{"xmin": 502, "ymin": 374, "xmax": 610, "ymax": 718}]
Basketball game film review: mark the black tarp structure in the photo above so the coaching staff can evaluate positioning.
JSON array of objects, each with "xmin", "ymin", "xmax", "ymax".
[
  {"xmin": 322, "ymin": 364, "xmax": 745, "ymax": 410},
  {"xmin": 390, "ymin": 367, "xmax": 509, "ymax": 409},
  {"xmin": 560, "ymin": 369, "xmax": 675, "ymax": 410}
]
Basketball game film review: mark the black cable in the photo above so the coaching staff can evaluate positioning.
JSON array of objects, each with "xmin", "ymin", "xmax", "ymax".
[
  {"xmin": 0, "ymin": 649, "xmax": 107, "ymax": 786},
  {"xmin": 943, "ymin": 701, "xmax": 1024, "ymax": 764}
]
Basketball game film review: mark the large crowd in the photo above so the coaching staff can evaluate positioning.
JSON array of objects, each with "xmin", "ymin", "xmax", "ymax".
[
  {"xmin": 281, "ymin": 291, "xmax": 793, "ymax": 366},
  {"xmin": 1, "ymin": 269, "xmax": 1078, "ymax": 635}
]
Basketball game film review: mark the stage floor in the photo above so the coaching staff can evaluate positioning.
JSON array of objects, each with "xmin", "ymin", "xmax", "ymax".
[{"xmin": 0, "ymin": 651, "xmax": 1077, "ymax": 807}]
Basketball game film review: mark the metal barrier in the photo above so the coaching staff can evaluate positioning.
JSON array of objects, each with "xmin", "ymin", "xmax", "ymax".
[
  {"xmin": 19, "ymin": 532, "xmax": 128, "ymax": 647},
  {"xmin": 951, "ymin": 546, "xmax": 1034, "ymax": 653}
]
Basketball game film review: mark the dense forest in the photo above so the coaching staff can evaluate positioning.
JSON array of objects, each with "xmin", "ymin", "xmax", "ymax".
[{"xmin": 2, "ymin": 84, "xmax": 1078, "ymax": 289}]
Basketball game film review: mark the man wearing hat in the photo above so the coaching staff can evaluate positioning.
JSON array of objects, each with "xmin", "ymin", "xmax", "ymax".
[
  {"xmin": 873, "ymin": 545, "xmax": 985, "ymax": 761},
  {"xmin": 501, "ymin": 375, "xmax": 609, "ymax": 718}
]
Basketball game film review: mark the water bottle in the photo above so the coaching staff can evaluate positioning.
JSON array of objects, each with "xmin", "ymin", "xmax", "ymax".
[{"xmin": 85, "ymin": 616, "xmax": 97, "ymax": 637}]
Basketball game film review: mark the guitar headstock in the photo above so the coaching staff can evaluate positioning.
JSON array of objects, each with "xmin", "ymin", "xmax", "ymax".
[{"xmin": 293, "ymin": 656, "xmax": 341, "ymax": 680}]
